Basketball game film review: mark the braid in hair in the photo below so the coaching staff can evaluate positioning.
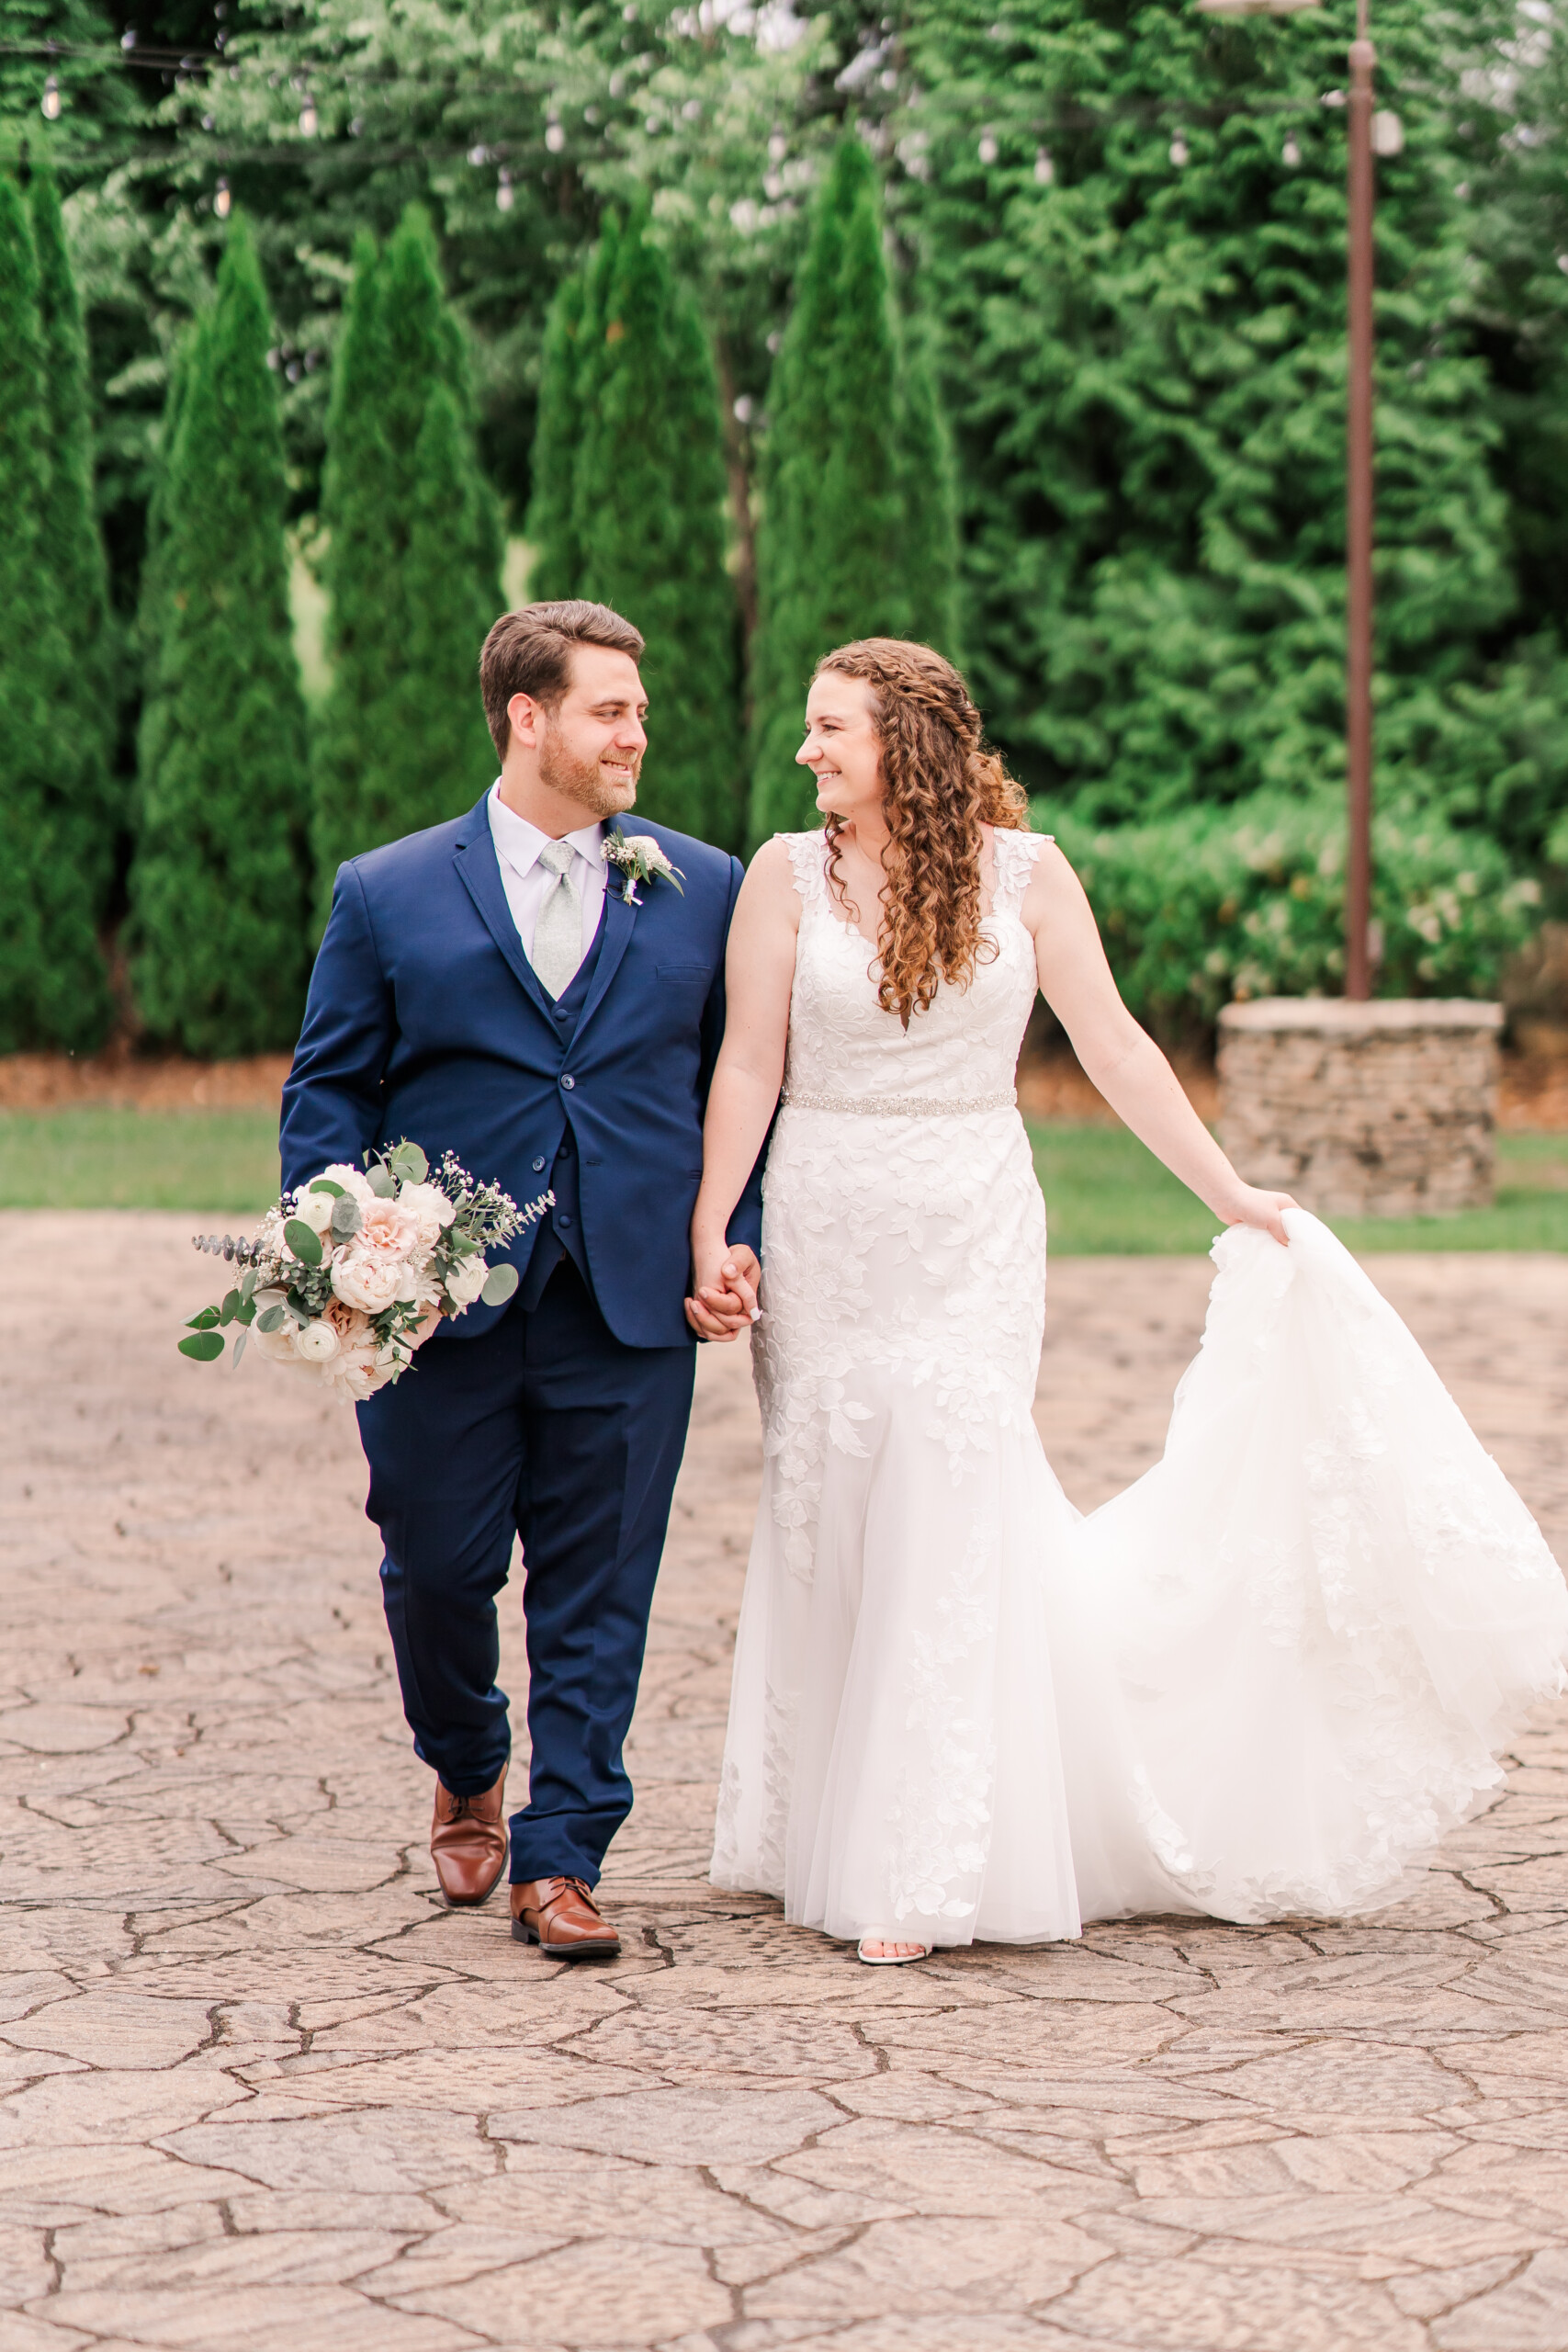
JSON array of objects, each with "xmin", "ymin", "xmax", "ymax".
[{"xmin": 814, "ymin": 639, "xmax": 1030, "ymax": 1028}]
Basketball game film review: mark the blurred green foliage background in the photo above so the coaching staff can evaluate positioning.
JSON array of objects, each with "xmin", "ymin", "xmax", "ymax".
[{"xmin": 3, "ymin": 0, "xmax": 1568, "ymax": 1057}]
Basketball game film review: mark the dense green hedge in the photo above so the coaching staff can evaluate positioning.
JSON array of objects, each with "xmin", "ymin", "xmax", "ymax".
[{"xmin": 1040, "ymin": 794, "xmax": 1541, "ymax": 1043}]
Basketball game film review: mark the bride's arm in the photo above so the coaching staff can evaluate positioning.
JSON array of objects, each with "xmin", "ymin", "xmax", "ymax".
[
  {"xmin": 1022, "ymin": 842, "xmax": 1296, "ymax": 1246},
  {"xmin": 685, "ymin": 838, "xmax": 801, "ymax": 1339}
]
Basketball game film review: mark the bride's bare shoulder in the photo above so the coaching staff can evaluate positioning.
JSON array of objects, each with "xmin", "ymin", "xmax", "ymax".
[
  {"xmin": 1014, "ymin": 831, "xmax": 1093, "ymax": 928},
  {"xmin": 746, "ymin": 833, "xmax": 806, "ymax": 879},
  {"xmin": 736, "ymin": 832, "xmax": 807, "ymax": 928}
]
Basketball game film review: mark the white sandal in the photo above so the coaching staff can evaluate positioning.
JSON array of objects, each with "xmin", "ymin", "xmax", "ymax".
[{"xmin": 856, "ymin": 1938, "xmax": 932, "ymax": 1966}]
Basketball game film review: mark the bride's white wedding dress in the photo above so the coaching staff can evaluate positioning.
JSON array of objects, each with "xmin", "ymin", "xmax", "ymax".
[{"xmin": 708, "ymin": 828, "xmax": 1568, "ymax": 1946}]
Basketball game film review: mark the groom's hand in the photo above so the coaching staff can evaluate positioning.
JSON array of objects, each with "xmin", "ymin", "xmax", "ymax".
[{"xmin": 684, "ymin": 1244, "xmax": 761, "ymax": 1343}]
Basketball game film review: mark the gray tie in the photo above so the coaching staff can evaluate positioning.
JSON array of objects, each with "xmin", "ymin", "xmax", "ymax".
[{"xmin": 532, "ymin": 839, "xmax": 582, "ymax": 1000}]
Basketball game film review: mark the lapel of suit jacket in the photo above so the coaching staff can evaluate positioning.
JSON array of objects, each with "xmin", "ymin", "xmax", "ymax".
[
  {"xmin": 569, "ymin": 872, "xmax": 638, "ymax": 1046},
  {"xmin": 451, "ymin": 796, "xmax": 561, "ymax": 1034}
]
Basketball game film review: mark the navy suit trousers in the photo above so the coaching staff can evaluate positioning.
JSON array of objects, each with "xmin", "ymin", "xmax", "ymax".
[{"xmin": 356, "ymin": 1260, "xmax": 695, "ymax": 1886}]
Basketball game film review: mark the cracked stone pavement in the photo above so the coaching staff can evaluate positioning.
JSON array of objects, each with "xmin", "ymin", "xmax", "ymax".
[{"xmin": 3, "ymin": 1210, "xmax": 1568, "ymax": 2352}]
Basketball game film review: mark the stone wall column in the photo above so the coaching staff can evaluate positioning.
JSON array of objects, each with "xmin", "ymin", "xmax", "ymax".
[{"xmin": 1217, "ymin": 999, "xmax": 1502, "ymax": 1218}]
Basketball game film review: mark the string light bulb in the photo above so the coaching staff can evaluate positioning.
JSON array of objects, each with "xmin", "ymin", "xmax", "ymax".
[
  {"xmin": 1169, "ymin": 133, "xmax": 1190, "ymax": 166},
  {"xmin": 1034, "ymin": 147, "xmax": 1055, "ymax": 185},
  {"xmin": 299, "ymin": 98, "xmax": 317, "ymax": 135},
  {"xmin": 977, "ymin": 127, "xmax": 998, "ymax": 165},
  {"xmin": 496, "ymin": 169, "xmax": 514, "ymax": 212},
  {"xmin": 215, "ymin": 178, "xmax": 231, "ymax": 218},
  {"xmin": 41, "ymin": 74, "xmax": 61, "ymax": 120},
  {"xmin": 1282, "ymin": 134, "xmax": 1302, "ymax": 166}
]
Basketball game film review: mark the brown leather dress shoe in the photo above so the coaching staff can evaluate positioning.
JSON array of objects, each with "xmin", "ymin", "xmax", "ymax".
[
  {"xmin": 510, "ymin": 1876, "xmax": 621, "ymax": 1960},
  {"xmin": 430, "ymin": 1767, "xmax": 507, "ymax": 1905}
]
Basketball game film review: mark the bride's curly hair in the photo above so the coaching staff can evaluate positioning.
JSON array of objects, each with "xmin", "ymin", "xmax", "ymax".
[{"xmin": 815, "ymin": 638, "xmax": 1031, "ymax": 1028}]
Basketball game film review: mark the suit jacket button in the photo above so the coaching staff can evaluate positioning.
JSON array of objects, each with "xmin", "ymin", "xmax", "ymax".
[
  {"xmin": 557, "ymin": 1213, "xmax": 574, "ymax": 1230},
  {"xmin": 532, "ymin": 1156, "xmax": 546, "ymax": 1172},
  {"xmin": 560, "ymin": 1074, "xmax": 575, "ymax": 1091}
]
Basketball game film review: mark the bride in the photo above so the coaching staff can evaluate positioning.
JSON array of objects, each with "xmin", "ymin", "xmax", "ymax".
[{"xmin": 686, "ymin": 637, "xmax": 1568, "ymax": 1964}]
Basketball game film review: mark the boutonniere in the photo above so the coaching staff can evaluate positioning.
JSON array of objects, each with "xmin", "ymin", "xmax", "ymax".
[{"xmin": 603, "ymin": 826, "xmax": 684, "ymax": 907}]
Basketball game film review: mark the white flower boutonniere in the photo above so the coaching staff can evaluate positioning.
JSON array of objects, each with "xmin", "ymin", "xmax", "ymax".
[{"xmin": 603, "ymin": 826, "xmax": 684, "ymax": 906}]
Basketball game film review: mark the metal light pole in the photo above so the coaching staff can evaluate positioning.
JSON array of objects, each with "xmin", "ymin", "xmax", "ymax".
[
  {"xmin": 1343, "ymin": 0, "xmax": 1375, "ymax": 999},
  {"xmin": 1195, "ymin": 0, "xmax": 1379, "ymax": 1001}
]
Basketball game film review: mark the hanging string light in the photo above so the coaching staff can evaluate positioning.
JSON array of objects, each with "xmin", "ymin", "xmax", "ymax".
[
  {"xmin": 1282, "ymin": 133, "xmax": 1302, "ymax": 164},
  {"xmin": 496, "ymin": 167, "xmax": 514, "ymax": 212},
  {"xmin": 215, "ymin": 176, "xmax": 231, "ymax": 217},
  {"xmin": 41, "ymin": 72, "xmax": 61, "ymax": 119},
  {"xmin": 1034, "ymin": 146, "xmax": 1054, "ymax": 184},
  {"xmin": 1169, "ymin": 133, "xmax": 1190, "ymax": 165},
  {"xmin": 977, "ymin": 125, "xmax": 998, "ymax": 164},
  {"xmin": 298, "ymin": 96, "xmax": 317, "ymax": 135}
]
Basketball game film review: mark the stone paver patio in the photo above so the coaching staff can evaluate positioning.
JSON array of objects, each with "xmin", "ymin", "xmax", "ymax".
[{"xmin": 3, "ymin": 1211, "xmax": 1567, "ymax": 2352}]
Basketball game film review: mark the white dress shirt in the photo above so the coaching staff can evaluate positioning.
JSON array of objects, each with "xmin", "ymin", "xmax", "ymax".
[{"xmin": 486, "ymin": 783, "xmax": 606, "ymax": 968}]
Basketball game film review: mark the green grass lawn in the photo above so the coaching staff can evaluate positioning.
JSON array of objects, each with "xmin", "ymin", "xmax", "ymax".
[
  {"xmin": 0, "ymin": 1108, "xmax": 281, "ymax": 1214},
  {"xmin": 2, "ymin": 1106, "xmax": 1565, "ymax": 1253},
  {"xmin": 1032, "ymin": 1124, "xmax": 1568, "ymax": 1254}
]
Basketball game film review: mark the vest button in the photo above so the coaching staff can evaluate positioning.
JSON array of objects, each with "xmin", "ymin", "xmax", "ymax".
[
  {"xmin": 532, "ymin": 1156, "xmax": 546, "ymax": 1172},
  {"xmin": 560, "ymin": 1074, "xmax": 575, "ymax": 1091}
]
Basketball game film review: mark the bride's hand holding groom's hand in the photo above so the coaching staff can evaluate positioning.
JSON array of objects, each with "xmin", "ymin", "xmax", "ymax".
[{"xmin": 684, "ymin": 1237, "xmax": 761, "ymax": 1342}]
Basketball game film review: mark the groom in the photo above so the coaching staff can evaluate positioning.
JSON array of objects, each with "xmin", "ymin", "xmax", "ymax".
[{"xmin": 280, "ymin": 600, "xmax": 761, "ymax": 1960}]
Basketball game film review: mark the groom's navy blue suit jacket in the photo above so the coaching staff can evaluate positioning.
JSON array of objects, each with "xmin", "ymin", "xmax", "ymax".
[{"xmin": 279, "ymin": 793, "xmax": 761, "ymax": 1351}]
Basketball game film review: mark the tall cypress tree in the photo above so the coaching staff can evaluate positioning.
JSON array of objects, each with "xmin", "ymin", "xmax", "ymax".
[
  {"xmin": 29, "ymin": 161, "xmax": 116, "ymax": 910},
  {"xmin": 574, "ymin": 209, "xmax": 741, "ymax": 844},
  {"xmin": 525, "ymin": 267, "xmax": 587, "ymax": 602},
  {"xmin": 748, "ymin": 141, "xmax": 958, "ymax": 842},
  {"xmin": 0, "ymin": 171, "xmax": 108, "ymax": 1052},
  {"xmin": 898, "ymin": 316, "xmax": 964, "ymax": 663},
  {"xmin": 129, "ymin": 216, "xmax": 310, "ymax": 1057},
  {"xmin": 313, "ymin": 207, "xmax": 503, "ymax": 913}
]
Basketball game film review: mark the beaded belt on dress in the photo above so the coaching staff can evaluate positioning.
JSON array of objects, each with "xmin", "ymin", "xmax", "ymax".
[{"xmin": 781, "ymin": 1088, "xmax": 1017, "ymax": 1116}]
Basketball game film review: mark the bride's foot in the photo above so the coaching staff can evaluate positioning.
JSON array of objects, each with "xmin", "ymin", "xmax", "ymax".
[{"xmin": 856, "ymin": 1937, "xmax": 931, "ymax": 1966}]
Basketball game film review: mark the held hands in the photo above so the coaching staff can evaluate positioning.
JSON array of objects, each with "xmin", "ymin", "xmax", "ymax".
[
  {"xmin": 1217, "ymin": 1183, "xmax": 1299, "ymax": 1249},
  {"xmin": 684, "ymin": 1238, "xmax": 761, "ymax": 1341}
]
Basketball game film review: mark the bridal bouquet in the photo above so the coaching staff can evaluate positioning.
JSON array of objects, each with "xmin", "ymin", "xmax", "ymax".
[{"xmin": 178, "ymin": 1140, "xmax": 549, "ymax": 1401}]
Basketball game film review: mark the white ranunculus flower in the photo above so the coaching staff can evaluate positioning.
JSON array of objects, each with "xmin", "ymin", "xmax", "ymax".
[
  {"xmin": 294, "ymin": 1185, "xmax": 338, "ymax": 1236},
  {"xmin": 621, "ymin": 832, "xmax": 673, "ymax": 873},
  {"xmin": 293, "ymin": 1317, "xmax": 343, "ymax": 1363},
  {"xmin": 318, "ymin": 1162, "xmax": 377, "ymax": 1205},
  {"xmin": 331, "ymin": 1249, "xmax": 405, "ymax": 1314},
  {"xmin": 396, "ymin": 1180, "xmax": 457, "ymax": 1247},
  {"xmin": 253, "ymin": 1319, "xmax": 302, "ymax": 1363},
  {"xmin": 444, "ymin": 1253, "xmax": 490, "ymax": 1308}
]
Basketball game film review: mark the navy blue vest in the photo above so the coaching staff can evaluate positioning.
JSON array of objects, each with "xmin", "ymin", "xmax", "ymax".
[{"xmin": 518, "ymin": 911, "xmax": 606, "ymax": 1313}]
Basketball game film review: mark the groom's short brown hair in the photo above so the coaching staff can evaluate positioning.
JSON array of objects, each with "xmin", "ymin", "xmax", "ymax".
[{"xmin": 480, "ymin": 601, "xmax": 646, "ymax": 760}]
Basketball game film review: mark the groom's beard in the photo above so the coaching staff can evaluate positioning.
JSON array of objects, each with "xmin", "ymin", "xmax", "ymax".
[{"xmin": 538, "ymin": 722, "xmax": 640, "ymax": 820}]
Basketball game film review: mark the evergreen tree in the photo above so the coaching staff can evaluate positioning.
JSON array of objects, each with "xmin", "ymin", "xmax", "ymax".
[
  {"xmin": 748, "ymin": 146, "xmax": 858, "ymax": 845},
  {"xmin": 574, "ymin": 209, "xmax": 742, "ymax": 843},
  {"xmin": 129, "ymin": 217, "xmax": 311, "ymax": 1056},
  {"xmin": 29, "ymin": 162, "xmax": 117, "ymax": 910},
  {"xmin": 748, "ymin": 140, "xmax": 960, "ymax": 842},
  {"xmin": 897, "ymin": 315, "xmax": 963, "ymax": 663},
  {"xmin": 312, "ymin": 207, "xmax": 504, "ymax": 914},
  {"xmin": 569, "ymin": 210, "xmax": 625, "ymax": 531},
  {"xmin": 0, "ymin": 171, "xmax": 109, "ymax": 1052},
  {"xmin": 525, "ymin": 267, "xmax": 587, "ymax": 602},
  {"xmin": 906, "ymin": 0, "xmax": 1522, "ymax": 823}
]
